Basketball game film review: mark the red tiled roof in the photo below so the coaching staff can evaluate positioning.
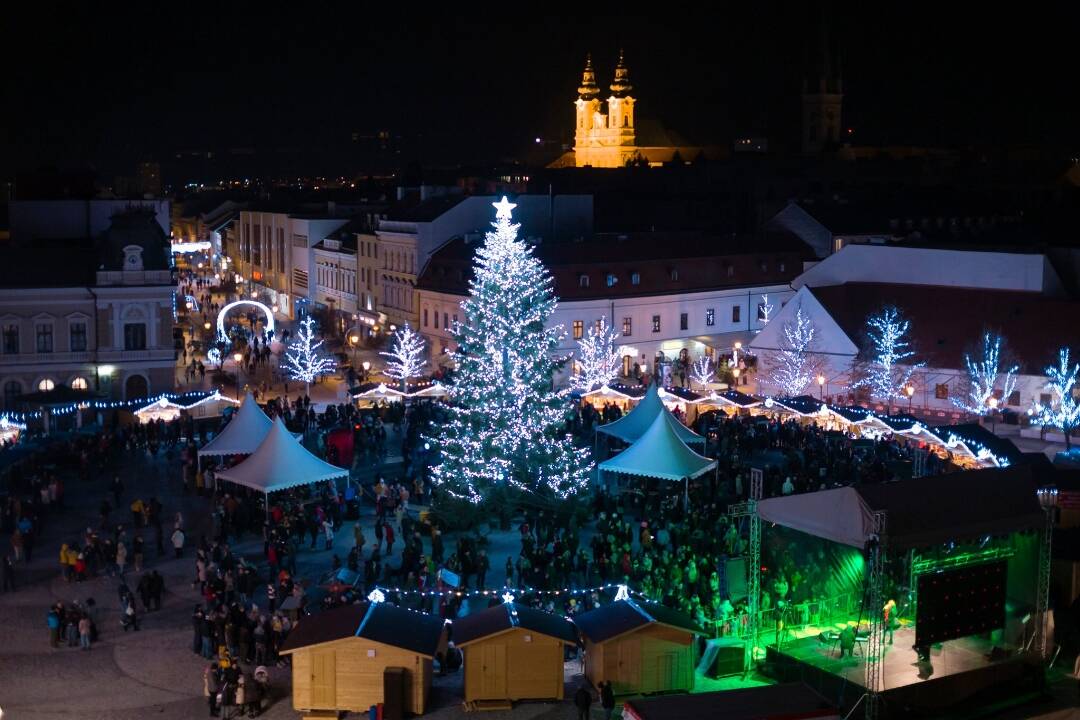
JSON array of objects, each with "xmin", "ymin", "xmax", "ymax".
[{"xmin": 810, "ymin": 283, "xmax": 1080, "ymax": 373}]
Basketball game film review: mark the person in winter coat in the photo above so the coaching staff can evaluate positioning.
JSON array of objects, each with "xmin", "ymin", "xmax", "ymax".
[
  {"xmin": 574, "ymin": 684, "xmax": 593, "ymax": 720},
  {"xmin": 204, "ymin": 662, "xmax": 221, "ymax": 717},
  {"xmin": 323, "ymin": 517, "xmax": 335, "ymax": 550}
]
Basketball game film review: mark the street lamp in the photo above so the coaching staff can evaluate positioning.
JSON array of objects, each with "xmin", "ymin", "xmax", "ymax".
[
  {"xmin": 732, "ymin": 367, "xmax": 741, "ymax": 387},
  {"xmin": 988, "ymin": 396, "xmax": 999, "ymax": 433},
  {"xmin": 203, "ymin": 321, "xmax": 211, "ymax": 331},
  {"xmin": 905, "ymin": 384, "xmax": 915, "ymax": 413},
  {"xmin": 349, "ymin": 334, "xmax": 360, "ymax": 369},
  {"xmin": 233, "ymin": 352, "xmax": 244, "ymax": 400},
  {"xmin": 361, "ymin": 360, "xmax": 371, "ymax": 383},
  {"xmin": 816, "ymin": 374, "xmax": 826, "ymax": 400},
  {"xmin": 733, "ymin": 341, "xmax": 742, "ymax": 366}
]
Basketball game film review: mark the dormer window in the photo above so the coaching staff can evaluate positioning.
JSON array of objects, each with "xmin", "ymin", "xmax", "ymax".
[
  {"xmin": 579, "ymin": 274, "xmax": 590, "ymax": 288},
  {"xmin": 630, "ymin": 272, "xmax": 640, "ymax": 285},
  {"xmin": 605, "ymin": 273, "xmax": 617, "ymax": 287},
  {"xmin": 669, "ymin": 268, "xmax": 679, "ymax": 281}
]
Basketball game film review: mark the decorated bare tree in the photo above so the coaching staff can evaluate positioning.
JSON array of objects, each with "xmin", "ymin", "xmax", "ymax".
[
  {"xmin": 380, "ymin": 324, "xmax": 427, "ymax": 392},
  {"xmin": 852, "ymin": 306, "xmax": 924, "ymax": 402},
  {"xmin": 764, "ymin": 304, "xmax": 824, "ymax": 397},
  {"xmin": 953, "ymin": 332, "xmax": 1018, "ymax": 416},
  {"xmin": 570, "ymin": 316, "xmax": 620, "ymax": 392}
]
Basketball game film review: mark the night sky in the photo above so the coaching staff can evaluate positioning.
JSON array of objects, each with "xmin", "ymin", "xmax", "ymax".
[{"xmin": 6, "ymin": 6, "xmax": 1080, "ymax": 185}]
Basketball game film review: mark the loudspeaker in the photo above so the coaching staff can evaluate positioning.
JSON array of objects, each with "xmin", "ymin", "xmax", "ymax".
[
  {"xmin": 383, "ymin": 666, "xmax": 406, "ymax": 720},
  {"xmin": 987, "ymin": 646, "xmax": 1011, "ymax": 662},
  {"xmin": 705, "ymin": 645, "xmax": 745, "ymax": 678}
]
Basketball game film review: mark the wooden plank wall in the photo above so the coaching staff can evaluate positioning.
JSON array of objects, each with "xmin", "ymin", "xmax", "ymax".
[{"xmin": 463, "ymin": 628, "xmax": 566, "ymax": 702}]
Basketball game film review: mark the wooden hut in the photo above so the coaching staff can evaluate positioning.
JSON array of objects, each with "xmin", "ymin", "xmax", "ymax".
[
  {"xmin": 279, "ymin": 602, "xmax": 446, "ymax": 718},
  {"xmin": 452, "ymin": 602, "xmax": 577, "ymax": 707},
  {"xmin": 573, "ymin": 599, "xmax": 704, "ymax": 696}
]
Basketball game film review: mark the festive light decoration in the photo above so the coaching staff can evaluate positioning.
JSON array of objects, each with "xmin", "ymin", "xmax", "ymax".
[
  {"xmin": 281, "ymin": 316, "xmax": 337, "ymax": 387},
  {"xmin": 764, "ymin": 304, "xmax": 822, "ymax": 397},
  {"xmin": 501, "ymin": 590, "xmax": 516, "ymax": 604},
  {"xmin": 133, "ymin": 390, "xmax": 239, "ymax": 424},
  {"xmin": 758, "ymin": 293, "xmax": 775, "ymax": 325},
  {"xmin": 217, "ymin": 299, "xmax": 276, "ymax": 339},
  {"xmin": 1029, "ymin": 347, "xmax": 1080, "ymax": 451},
  {"xmin": 852, "ymin": 306, "xmax": 924, "ymax": 402},
  {"xmin": 364, "ymin": 581, "xmax": 641, "ymax": 601},
  {"xmin": 570, "ymin": 316, "xmax": 620, "ymax": 392},
  {"xmin": 953, "ymin": 332, "xmax": 1018, "ymax": 416},
  {"xmin": 614, "ymin": 584, "xmax": 630, "ymax": 602},
  {"xmin": 367, "ymin": 588, "xmax": 386, "ymax": 603},
  {"xmin": 0, "ymin": 389, "xmax": 224, "ymax": 422},
  {"xmin": 690, "ymin": 355, "xmax": 715, "ymax": 390},
  {"xmin": 428, "ymin": 197, "xmax": 593, "ymax": 503},
  {"xmin": 380, "ymin": 324, "xmax": 427, "ymax": 391}
]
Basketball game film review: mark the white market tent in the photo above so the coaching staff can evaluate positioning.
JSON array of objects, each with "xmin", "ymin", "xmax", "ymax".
[
  {"xmin": 597, "ymin": 383, "xmax": 705, "ymax": 446},
  {"xmin": 214, "ymin": 417, "xmax": 349, "ymax": 495},
  {"xmin": 197, "ymin": 392, "xmax": 273, "ymax": 458},
  {"xmin": 600, "ymin": 412, "xmax": 717, "ymax": 482}
]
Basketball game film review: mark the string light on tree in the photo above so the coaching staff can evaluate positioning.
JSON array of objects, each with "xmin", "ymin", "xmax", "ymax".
[
  {"xmin": 758, "ymin": 293, "xmax": 775, "ymax": 325},
  {"xmin": 570, "ymin": 316, "xmax": 620, "ymax": 392},
  {"xmin": 428, "ymin": 197, "xmax": 593, "ymax": 504},
  {"xmin": 281, "ymin": 316, "xmax": 337, "ymax": 390},
  {"xmin": 690, "ymin": 355, "xmax": 715, "ymax": 390},
  {"xmin": 953, "ymin": 332, "xmax": 1018, "ymax": 416},
  {"xmin": 764, "ymin": 303, "xmax": 823, "ymax": 396},
  {"xmin": 380, "ymin": 323, "xmax": 428, "ymax": 392},
  {"xmin": 1029, "ymin": 347, "xmax": 1080, "ymax": 451},
  {"xmin": 852, "ymin": 306, "xmax": 924, "ymax": 402}
]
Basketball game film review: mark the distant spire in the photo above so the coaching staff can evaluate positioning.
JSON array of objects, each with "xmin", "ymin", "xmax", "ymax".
[
  {"xmin": 610, "ymin": 49, "xmax": 633, "ymax": 97},
  {"xmin": 577, "ymin": 53, "xmax": 600, "ymax": 100}
]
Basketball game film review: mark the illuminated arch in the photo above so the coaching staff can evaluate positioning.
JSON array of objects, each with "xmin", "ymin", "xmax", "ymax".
[{"xmin": 216, "ymin": 300, "xmax": 276, "ymax": 339}]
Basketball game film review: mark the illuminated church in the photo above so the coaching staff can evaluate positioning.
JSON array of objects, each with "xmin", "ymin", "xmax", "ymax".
[{"xmin": 550, "ymin": 52, "xmax": 716, "ymax": 169}]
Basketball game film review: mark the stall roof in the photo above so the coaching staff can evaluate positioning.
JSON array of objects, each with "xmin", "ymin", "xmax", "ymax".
[
  {"xmin": 599, "ymin": 412, "xmax": 716, "ymax": 481},
  {"xmin": 598, "ymin": 383, "xmax": 704, "ymax": 445},
  {"xmin": 279, "ymin": 602, "xmax": 445, "ymax": 657},
  {"xmin": 624, "ymin": 683, "xmax": 835, "ymax": 720},
  {"xmin": 453, "ymin": 603, "xmax": 577, "ymax": 646},
  {"xmin": 712, "ymin": 389, "xmax": 761, "ymax": 408},
  {"xmin": 757, "ymin": 466, "xmax": 1045, "ymax": 550},
  {"xmin": 197, "ymin": 392, "xmax": 273, "ymax": 457},
  {"xmin": 574, "ymin": 599, "xmax": 705, "ymax": 644},
  {"xmin": 214, "ymin": 417, "xmax": 348, "ymax": 493}
]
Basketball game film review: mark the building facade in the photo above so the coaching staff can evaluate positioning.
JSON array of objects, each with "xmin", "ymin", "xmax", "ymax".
[{"xmin": 0, "ymin": 208, "xmax": 177, "ymax": 408}]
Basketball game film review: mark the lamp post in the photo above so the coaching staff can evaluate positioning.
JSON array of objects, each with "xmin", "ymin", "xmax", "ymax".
[
  {"xmin": 817, "ymin": 374, "xmax": 825, "ymax": 400},
  {"xmin": 350, "ymin": 334, "xmax": 360, "ymax": 369},
  {"xmin": 905, "ymin": 384, "xmax": 915, "ymax": 413},
  {"xmin": 361, "ymin": 360, "xmax": 371, "ymax": 384},
  {"xmin": 733, "ymin": 341, "xmax": 742, "ymax": 367},
  {"xmin": 987, "ymin": 396, "xmax": 999, "ymax": 434},
  {"xmin": 233, "ymin": 352, "xmax": 243, "ymax": 400},
  {"xmin": 732, "ymin": 366, "xmax": 741, "ymax": 387}
]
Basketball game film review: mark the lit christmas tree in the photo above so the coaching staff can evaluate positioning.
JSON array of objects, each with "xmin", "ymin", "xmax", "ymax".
[
  {"xmin": 1030, "ymin": 347, "xmax": 1080, "ymax": 451},
  {"xmin": 380, "ymin": 324, "xmax": 427, "ymax": 391},
  {"xmin": 281, "ymin": 316, "xmax": 336, "ymax": 391},
  {"xmin": 570, "ymin": 316, "xmax": 620, "ymax": 392},
  {"xmin": 690, "ymin": 355, "xmax": 715, "ymax": 390},
  {"xmin": 429, "ymin": 197, "xmax": 593, "ymax": 504},
  {"xmin": 852, "ymin": 306, "xmax": 924, "ymax": 402},
  {"xmin": 764, "ymin": 304, "xmax": 822, "ymax": 397},
  {"xmin": 953, "ymin": 332, "xmax": 1018, "ymax": 416}
]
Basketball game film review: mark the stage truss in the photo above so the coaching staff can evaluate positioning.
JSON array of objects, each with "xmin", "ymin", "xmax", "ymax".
[
  {"xmin": 729, "ymin": 471, "xmax": 763, "ymax": 677},
  {"xmin": 865, "ymin": 511, "xmax": 887, "ymax": 720}
]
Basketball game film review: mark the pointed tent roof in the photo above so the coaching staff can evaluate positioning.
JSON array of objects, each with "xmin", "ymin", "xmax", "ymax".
[
  {"xmin": 598, "ymin": 383, "xmax": 704, "ymax": 445},
  {"xmin": 197, "ymin": 392, "xmax": 273, "ymax": 457},
  {"xmin": 599, "ymin": 412, "xmax": 716, "ymax": 481},
  {"xmin": 214, "ymin": 417, "xmax": 348, "ymax": 493}
]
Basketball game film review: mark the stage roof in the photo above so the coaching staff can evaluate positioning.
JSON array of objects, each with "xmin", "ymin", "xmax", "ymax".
[{"xmin": 757, "ymin": 467, "xmax": 1045, "ymax": 550}]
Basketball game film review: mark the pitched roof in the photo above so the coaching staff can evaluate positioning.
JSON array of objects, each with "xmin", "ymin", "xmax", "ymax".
[
  {"xmin": 0, "ymin": 242, "xmax": 98, "ymax": 288},
  {"xmin": 278, "ymin": 603, "xmax": 368, "ymax": 653},
  {"xmin": 278, "ymin": 602, "xmax": 445, "ymax": 656},
  {"xmin": 453, "ymin": 603, "xmax": 577, "ymax": 646},
  {"xmin": 599, "ymin": 412, "xmax": 717, "ymax": 482},
  {"xmin": 573, "ymin": 600, "xmax": 703, "ymax": 643},
  {"xmin": 598, "ymin": 384, "xmax": 705, "ymax": 447},
  {"xmin": 810, "ymin": 282, "xmax": 1080, "ymax": 373}
]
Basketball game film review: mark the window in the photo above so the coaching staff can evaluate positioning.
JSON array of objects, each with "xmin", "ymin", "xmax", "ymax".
[
  {"xmin": 38, "ymin": 378, "xmax": 55, "ymax": 392},
  {"xmin": 70, "ymin": 377, "xmax": 88, "ymax": 390},
  {"xmin": 779, "ymin": 261, "xmax": 786, "ymax": 273},
  {"xmin": 680, "ymin": 313, "xmax": 688, "ymax": 331},
  {"xmin": 124, "ymin": 323, "xmax": 147, "ymax": 351},
  {"xmin": 578, "ymin": 274, "xmax": 590, "ymax": 288},
  {"xmin": 669, "ymin": 268, "xmax": 679, "ymax": 281},
  {"xmin": 423, "ymin": 309, "xmax": 429, "ymax": 327},
  {"xmin": 443, "ymin": 312, "xmax": 448, "ymax": 330},
  {"xmin": 605, "ymin": 273, "xmax": 617, "ymax": 287},
  {"xmin": 631, "ymin": 272, "xmax": 640, "ymax": 285},
  {"xmin": 1007, "ymin": 390, "xmax": 1021, "ymax": 407},
  {"xmin": 705, "ymin": 308, "xmax": 715, "ymax": 327},
  {"xmin": 278, "ymin": 229, "xmax": 286, "ymax": 270},
  {"xmin": 243, "ymin": 224, "xmax": 251, "ymax": 262},
  {"xmin": 266, "ymin": 230, "xmax": 273, "ymax": 271},
  {"xmin": 622, "ymin": 355, "xmax": 632, "ymax": 376},
  {"xmin": 732, "ymin": 305, "xmax": 741, "ymax": 323},
  {"xmin": 452, "ymin": 314, "xmax": 458, "ymax": 328},
  {"xmin": 622, "ymin": 317, "xmax": 632, "ymax": 336},
  {"xmin": 726, "ymin": 264, "xmax": 735, "ymax": 278},
  {"xmin": 935, "ymin": 383, "xmax": 949, "ymax": 400},
  {"xmin": 652, "ymin": 315, "xmax": 661, "ymax": 333},
  {"xmin": 572, "ymin": 320, "xmax": 583, "ymax": 340},
  {"xmin": 3, "ymin": 380, "xmax": 21, "ymax": 408},
  {"xmin": 36, "ymin": 323, "xmax": 53, "ymax": 353},
  {"xmin": 2, "ymin": 325, "xmax": 18, "ymax": 354},
  {"xmin": 759, "ymin": 260, "xmax": 768, "ymax": 272},
  {"xmin": 594, "ymin": 319, "xmax": 603, "ymax": 333},
  {"xmin": 70, "ymin": 322, "xmax": 87, "ymax": 352},
  {"xmin": 252, "ymin": 226, "xmax": 262, "ymax": 266},
  {"xmin": 1039, "ymin": 392, "xmax": 1052, "ymax": 406}
]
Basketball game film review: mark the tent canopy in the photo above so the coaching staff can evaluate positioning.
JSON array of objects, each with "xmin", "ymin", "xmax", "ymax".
[
  {"xmin": 600, "ymin": 412, "xmax": 717, "ymax": 481},
  {"xmin": 757, "ymin": 466, "xmax": 1044, "ymax": 550},
  {"xmin": 215, "ymin": 417, "xmax": 349, "ymax": 494},
  {"xmin": 598, "ymin": 383, "xmax": 704, "ymax": 446},
  {"xmin": 198, "ymin": 392, "xmax": 273, "ymax": 457}
]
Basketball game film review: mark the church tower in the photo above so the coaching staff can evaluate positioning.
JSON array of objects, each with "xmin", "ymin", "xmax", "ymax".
[
  {"xmin": 802, "ymin": 27, "xmax": 843, "ymax": 154},
  {"xmin": 572, "ymin": 51, "xmax": 639, "ymax": 167}
]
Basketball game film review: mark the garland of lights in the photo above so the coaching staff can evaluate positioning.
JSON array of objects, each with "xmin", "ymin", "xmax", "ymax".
[
  {"xmin": 1, "ymin": 389, "xmax": 225, "ymax": 421},
  {"xmin": 427, "ymin": 197, "xmax": 594, "ymax": 503},
  {"xmin": 364, "ymin": 581, "xmax": 639, "ymax": 600}
]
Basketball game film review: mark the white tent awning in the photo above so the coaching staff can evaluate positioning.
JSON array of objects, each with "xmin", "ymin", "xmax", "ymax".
[
  {"xmin": 215, "ymin": 417, "xmax": 349, "ymax": 494},
  {"xmin": 599, "ymin": 412, "xmax": 717, "ymax": 481},
  {"xmin": 198, "ymin": 392, "xmax": 273, "ymax": 457}
]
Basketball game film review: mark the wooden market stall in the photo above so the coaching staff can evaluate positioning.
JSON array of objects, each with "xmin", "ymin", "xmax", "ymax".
[
  {"xmin": 279, "ymin": 602, "xmax": 447, "ymax": 718},
  {"xmin": 452, "ymin": 602, "xmax": 577, "ymax": 708},
  {"xmin": 573, "ymin": 599, "xmax": 705, "ymax": 696}
]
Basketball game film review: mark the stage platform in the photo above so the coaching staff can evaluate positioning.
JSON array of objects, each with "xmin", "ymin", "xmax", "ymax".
[{"xmin": 761, "ymin": 626, "xmax": 1045, "ymax": 718}]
